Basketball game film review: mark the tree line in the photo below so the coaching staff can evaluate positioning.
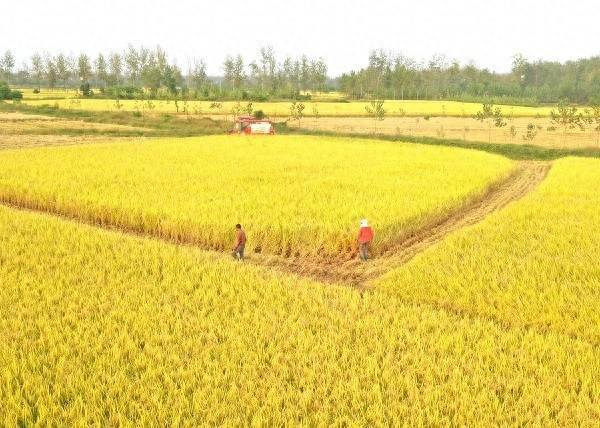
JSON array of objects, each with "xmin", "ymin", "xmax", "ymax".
[
  {"xmin": 339, "ymin": 50, "xmax": 600, "ymax": 104},
  {"xmin": 0, "ymin": 46, "xmax": 328, "ymax": 101},
  {"xmin": 223, "ymin": 47, "xmax": 327, "ymax": 98},
  {"xmin": 2, "ymin": 47, "xmax": 600, "ymax": 104}
]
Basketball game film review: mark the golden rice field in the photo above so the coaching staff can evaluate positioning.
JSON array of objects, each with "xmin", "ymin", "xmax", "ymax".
[
  {"xmin": 0, "ymin": 135, "xmax": 515, "ymax": 258},
  {"xmin": 0, "ymin": 204, "xmax": 598, "ymax": 426},
  {"xmin": 16, "ymin": 88, "xmax": 80, "ymax": 100},
  {"xmin": 18, "ymin": 88, "xmax": 347, "ymax": 102},
  {"xmin": 379, "ymin": 157, "xmax": 600, "ymax": 345},
  {"xmin": 1, "ymin": 125, "xmax": 598, "ymax": 425},
  {"xmin": 294, "ymin": 116, "xmax": 600, "ymax": 149},
  {"xmin": 20, "ymin": 98, "xmax": 556, "ymax": 117}
]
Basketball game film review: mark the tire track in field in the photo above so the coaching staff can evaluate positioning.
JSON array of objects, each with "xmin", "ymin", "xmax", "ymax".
[{"xmin": 0, "ymin": 161, "xmax": 551, "ymax": 288}]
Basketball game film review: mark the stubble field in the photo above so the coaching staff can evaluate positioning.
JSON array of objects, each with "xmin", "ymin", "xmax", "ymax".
[{"xmin": 292, "ymin": 115, "xmax": 600, "ymax": 149}]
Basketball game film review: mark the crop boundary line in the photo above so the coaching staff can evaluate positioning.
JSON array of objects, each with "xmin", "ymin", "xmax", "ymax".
[
  {"xmin": 6, "ymin": 162, "xmax": 597, "ymax": 348},
  {"xmin": 0, "ymin": 161, "xmax": 551, "ymax": 288}
]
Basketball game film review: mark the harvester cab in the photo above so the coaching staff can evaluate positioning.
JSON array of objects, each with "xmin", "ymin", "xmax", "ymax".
[{"xmin": 231, "ymin": 115, "xmax": 275, "ymax": 135}]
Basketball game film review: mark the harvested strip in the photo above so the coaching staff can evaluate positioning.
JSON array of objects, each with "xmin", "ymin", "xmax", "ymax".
[{"xmin": 0, "ymin": 135, "xmax": 140, "ymax": 150}]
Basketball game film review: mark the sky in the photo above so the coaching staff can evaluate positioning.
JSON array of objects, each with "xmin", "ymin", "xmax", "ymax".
[{"xmin": 2, "ymin": 0, "xmax": 599, "ymax": 76}]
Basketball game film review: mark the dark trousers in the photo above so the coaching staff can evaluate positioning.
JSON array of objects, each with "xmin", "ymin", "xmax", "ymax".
[
  {"xmin": 359, "ymin": 242, "xmax": 370, "ymax": 260},
  {"xmin": 232, "ymin": 244, "xmax": 245, "ymax": 260}
]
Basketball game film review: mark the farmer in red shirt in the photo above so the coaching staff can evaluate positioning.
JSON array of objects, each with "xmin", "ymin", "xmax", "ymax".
[
  {"xmin": 232, "ymin": 224, "xmax": 247, "ymax": 260},
  {"xmin": 357, "ymin": 219, "xmax": 374, "ymax": 261}
]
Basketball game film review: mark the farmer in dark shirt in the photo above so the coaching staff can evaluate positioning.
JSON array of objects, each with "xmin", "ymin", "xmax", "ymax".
[{"xmin": 232, "ymin": 224, "xmax": 247, "ymax": 260}]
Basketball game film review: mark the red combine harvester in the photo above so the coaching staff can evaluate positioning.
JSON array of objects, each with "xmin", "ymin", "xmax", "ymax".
[{"xmin": 230, "ymin": 115, "xmax": 275, "ymax": 135}]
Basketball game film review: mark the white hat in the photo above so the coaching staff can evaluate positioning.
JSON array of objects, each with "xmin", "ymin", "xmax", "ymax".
[{"xmin": 360, "ymin": 219, "xmax": 368, "ymax": 227}]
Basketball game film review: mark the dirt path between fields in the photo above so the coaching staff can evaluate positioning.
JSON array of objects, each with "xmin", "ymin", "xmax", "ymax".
[
  {"xmin": 0, "ymin": 161, "xmax": 551, "ymax": 289},
  {"xmin": 245, "ymin": 161, "xmax": 551, "ymax": 287}
]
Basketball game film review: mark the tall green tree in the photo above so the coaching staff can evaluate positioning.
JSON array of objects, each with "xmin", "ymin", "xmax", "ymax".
[
  {"xmin": 140, "ymin": 47, "xmax": 168, "ymax": 96},
  {"xmin": 45, "ymin": 56, "xmax": 58, "ymax": 89},
  {"xmin": 189, "ymin": 60, "xmax": 207, "ymax": 92},
  {"xmin": 55, "ymin": 53, "xmax": 71, "ymax": 90},
  {"xmin": 94, "ymin": 54, "xmax": 108, "ymax": 88},
  {"xmin": 77, "ymin": 54, "xmax": 92, "ymax": 83},
  {"xmin": 223, "ymin": 54, "xmax": 245, "ymax": 90},
  {"xmin": 108, "ymin": 53, "xmax": 122, "ymax": 86},
  {"xmin": 124, "ymin": 45, "xmax": 140, "ymax": 85},
  {"xmin": 162, "ymin": 64, "xmax": 182, "ymax": 95},
  {"xmin": 0, "ymin": 50, "xmax": 15, "ymax": 83},
  {"xmin": 31, "ymin": 53, "xmax": 44, "ymax": 89}
]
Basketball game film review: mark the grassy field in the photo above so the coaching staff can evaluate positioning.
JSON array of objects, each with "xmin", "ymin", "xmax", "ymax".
[
  {"xmin": 19, "ymin": 98, "xmax": 556, "ymax": 117},
  {"xmin": 0, "ymin": 135, "xmax": 514, "ymax": 258},
  {"xmin": 293, "ymin": 116, "xmax": 600, "ymax": 150},
  {"xmin": 378, "ymin": 157, "xmax": 600, "ymax": 345},
  {"xmin": 1, "ymin": 205, "xmax": 598, "ymax": 426}
]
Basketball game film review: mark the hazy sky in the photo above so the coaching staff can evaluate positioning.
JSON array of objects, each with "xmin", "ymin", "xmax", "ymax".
[{"xmin": 2, "ymin": 0, "xmax": 599, "ymax": 76}]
